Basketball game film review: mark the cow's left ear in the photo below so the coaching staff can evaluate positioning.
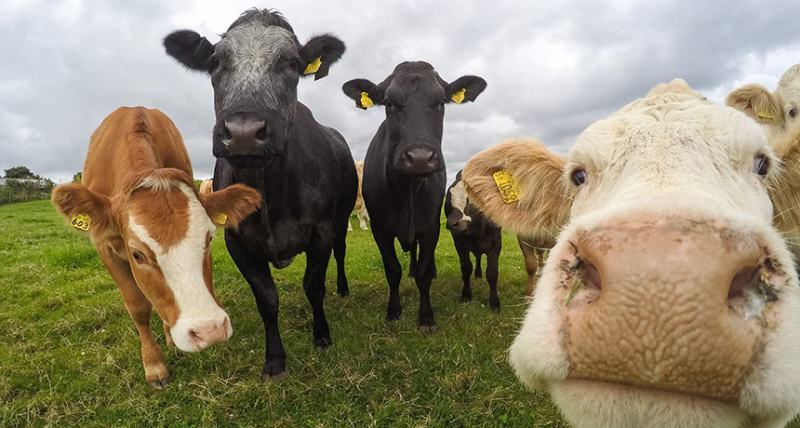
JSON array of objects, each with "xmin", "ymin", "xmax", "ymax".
[
  {"xmin": 726, "ymin": 83, "xmax": 784, "ymax": 125},
  {"xmin": 199, "ymin": 184, "xmax": 262, "ymax": 229},
  {"xmin": 299, "ymin": 34, "xmax": 346, "ymax": 80},
  {"xmin": 342, "ymin": 79, "xmax": 384, "ymax": 110},
  {"xmin": 446, "ymin": 75, "xmax": 487, "ymax": 104}
]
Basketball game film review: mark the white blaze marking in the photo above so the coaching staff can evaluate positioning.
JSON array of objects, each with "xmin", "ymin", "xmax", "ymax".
[
  {"xmin": 128, "ymin": 183, "xmax": 230, "ymax": 352},
  {"xmin": 449, "ymin": 180, "xmax": 472, "ymax": 223}
]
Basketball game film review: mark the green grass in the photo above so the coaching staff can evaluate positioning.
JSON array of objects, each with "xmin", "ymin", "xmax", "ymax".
[{"xmin": 0, "ymin": 200, "xmax": 564, "ymax": 427}]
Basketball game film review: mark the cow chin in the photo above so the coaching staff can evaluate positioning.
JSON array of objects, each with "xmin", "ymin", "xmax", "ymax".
[
  {"xmin": 549, "ymin": 380, "xmax": 748, "ymax": 428},
  {"xmin": 170, "ymin": 308, "xmax": 233, "ymax": 353}
]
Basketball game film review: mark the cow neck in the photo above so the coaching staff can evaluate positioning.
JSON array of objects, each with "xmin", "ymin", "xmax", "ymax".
[{"xmin": 388, "ymin": 162, "xmax": 427, "ymax": 249}]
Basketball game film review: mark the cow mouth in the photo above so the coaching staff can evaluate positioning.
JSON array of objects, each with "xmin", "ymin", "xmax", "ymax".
[{"xmin": 225, "ymin": 155, "xmax": 266, "ymax": 169}]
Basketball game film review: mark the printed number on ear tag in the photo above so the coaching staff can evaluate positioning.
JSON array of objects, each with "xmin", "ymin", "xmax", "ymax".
[
  {"xmin": 492, "ymin": 170, "xmax": 520, "ymax": 204},
  {"xmin": 212, "ymin": 213, "xmax": 228, "ymax": 226},
  {"xmin": 70, "ymin": 214, "xmax": 91, "ymax": 231},
  {"xmin": 304, "ymin": 57, "xmax": 322, "ymax": 75}
]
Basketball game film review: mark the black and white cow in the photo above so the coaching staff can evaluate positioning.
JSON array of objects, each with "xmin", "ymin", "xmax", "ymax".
[
  {"xmin": 342, "ymin": 62, "xmax": 486, "ymax": 331},
  {"xmin": 445, "ymin": 170, "xmax": 502, "ymax": 311},
  {"xmin": 164, "ymin": 8, "xmax": 357, "ymax": 379}
]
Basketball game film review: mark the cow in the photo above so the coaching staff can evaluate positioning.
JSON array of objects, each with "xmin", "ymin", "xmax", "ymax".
[
  {"xmin": 462, "ymin": 80, "xmax": 800, "ymax": 427},
  {"xmin": 727, "ymin": 64, "xmax": 800, "ymax": 262},
  {"xmin": 517, "ymin": 235, "xmax": 554, "ymax": 296},
  {"xmin": 199, "ymin": 179, "xmax": 213, "ymax": 195},
  {"xmin": 444, "ymin": 170, "xmax": 502, "ymax": 310},
  {"xmin": 342, "ymin": 61, "xmax": 486, "ymax": 331},
  {"xmin": 348, "ymin": 160, "xmax": 369, "ymax": 231},
  {"xmin": 51, "ymin": 107, "xmax": 261, "ymax": 387},
  {"xmin": 163, "ymin": 8, "xmax": 357, "ymax": 379}
]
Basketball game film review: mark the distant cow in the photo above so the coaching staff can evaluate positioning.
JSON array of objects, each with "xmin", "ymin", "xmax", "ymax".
[
  {"xmin": 348, "ymin": 160, "xmax": 369, "ymax": 231},
  {"xmin": 444, "ymin": 170, "xmax": 502, "ymax": 310},
  {"xmin": 164, "ymin": 9, "xmax": 357, "ymax": 379},
  {"xmin": 51, "ymin": 107, "xmax": 260, "ymax": 387},
  {"xmin": 463, "ymin": 81, "xmax": 800, "ymax": 427},
  {"xmin": 517, "ymin": 236, "xmax": 553, "ymax": 297},
  {"xmin": 199, "ymin": 179, "xmax": 213, "ymax": 195},
  {"xmin": 343, "ymin": 61, "xmax": 486, "ymax": 331}
]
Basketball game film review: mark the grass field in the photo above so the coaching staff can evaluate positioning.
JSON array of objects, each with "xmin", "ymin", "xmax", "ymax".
[{"xmin": 0, "ymin": 199, "xmax": 565, "ymax": 427}]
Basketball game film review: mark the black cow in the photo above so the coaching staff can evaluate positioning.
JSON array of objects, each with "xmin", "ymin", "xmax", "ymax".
[
  {"xmin": 444, "ymin": 170, "xmax": 502, "ymax": 311},
  {"xmin": 342, "ymin": 62, "xmax": 486, "ymax": 331},
  {"xmin": 164, "ymin": 9, "xmax": 357, "ymax": 379}
]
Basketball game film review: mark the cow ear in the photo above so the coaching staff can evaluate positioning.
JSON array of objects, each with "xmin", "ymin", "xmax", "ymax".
[
  {"xmin": 446, "ymin": 75, "xmax": 487, "ymax": 104},
  {"xmin": 163, "ymin": 29, "xmax": 217, "ymax": 74},
  {"xmin": 199, "ymin": 184, "xmax": 262, "ymax": 229},
  {"xmin": 462, "ymin": 138, "xmax": 571, "ymax": 239},
  {"xmin": 769, "ymin": 140, "xmax": 800, "ymax": 234},
  {"xmin": 726, "ymin": 84, "xmax": 784, "ymax": 125},
  {"xmin": 51, "ymin": 183, "xmax": 115, "ymax": 234},
  {"xmin": 342, "ymin": 79, "xmax": 383, "ymax": 110},
  {"xmin": 299, "ymin": 34, "xmax": 345, "ymax": 80}
]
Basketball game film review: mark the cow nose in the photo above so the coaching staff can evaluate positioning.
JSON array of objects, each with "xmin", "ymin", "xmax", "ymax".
[
  {"xmin": 564, "ymin": 217, "xmax": 772, "ymax": 402},
  {"xmin": 223, "ymin": 113, "xmax": 267, "ymax": 156},
  {"xmin": 399, "ymin": 147, "xmax": 441, "ymax": 175},
  {"xmin": 187, "ymin": 317, "xmax": 231, "ymax": 350}
]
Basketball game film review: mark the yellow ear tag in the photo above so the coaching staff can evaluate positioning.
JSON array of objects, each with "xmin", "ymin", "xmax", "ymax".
[
  {"xmin": 212, "ymin": 213, "xmax": 228, "ymax": 226},
  {"xmin": 451, "ymin": 88, "xmax": 466, "ymax": 104},
  {"xmin": 492, "ymin": 170, "xmax": 520, "ymax": 204},
  {"xmin": 360, "ymin": 91, "xmax": 374, "ymax": 108},
  {"xmin": 304, "ymin": 56, "xmax": 322, "ymax": 75},
  {"xmin": 70, "ymin": 213, "xmax": 91, "ymax": 231},
  {"xmin": 757, "ymin": 110, "xmax": 774, "ymax": 120}
]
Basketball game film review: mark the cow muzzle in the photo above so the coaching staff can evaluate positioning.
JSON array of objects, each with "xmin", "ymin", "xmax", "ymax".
[
  {"xmin": 171, "ymin": 310, "xmax": 233, "ymax": 352},
  {"xmin": 221, "ymin": 112, "xmax": 268, "ymax": 157},
  {"xmin": 395, "ymin": 145, "xmax": 443, "ymax": 176},
  {"xmin": 559, "ymin": 216, "xmax": 787, "ymax": 402}
]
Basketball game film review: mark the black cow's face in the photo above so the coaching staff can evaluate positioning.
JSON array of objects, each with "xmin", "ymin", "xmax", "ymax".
[
  {"xmin": 343, "ymin": 62, "xmax": 486, "ymax": 176},
  {"xmin": 164, "ymin": 9, "xmax": 344, "ymax": 163}
]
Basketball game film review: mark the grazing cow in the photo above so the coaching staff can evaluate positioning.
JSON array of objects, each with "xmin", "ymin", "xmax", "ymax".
[
  {"xmin": 348, "ymin": 160, "xmax": 370, "ymax": 231},
  {"xmin": 342, "ymin": 62, "xmax": 486, "ymax": 330},
  {"xmin": 51, "ymin": 107, "xmax": 261, "ymax": 387},
  {"xmin": 444, "ymin": 170, "xmax": 502, "ymax": 310},
  {"xmin": 199, "ymin": 179, "xmax": 213, "ymax": 195},
  {"xmin": 462, "ymin": 81, "xmax": 800, "ymax": 427},
  {"xmin": 517, "ymin": 235, "xmax": 554, "ymax": 296},
  {"xmin": 164, "ymin": 9, "xmax": 357, "ymax": 379}
]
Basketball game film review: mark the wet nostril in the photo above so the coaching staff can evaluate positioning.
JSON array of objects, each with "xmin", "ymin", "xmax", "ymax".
[
  {"xmin": 579, "ymin": 259, "xmax": 602, "ymax": 291},
  {"xmin": 189, "ymin": 329, "xmax": 201, "ymax": 341},
  {"xmin": 255, "ymin": 125, "xmax": 267, "ymax": 141},
  {"xmin": 729, "ymin": 266, "xmax": 758, "ymax": 302},
  {"xmin": 222, "ymin": 125, "xmax": 232, "ymax": 141}
]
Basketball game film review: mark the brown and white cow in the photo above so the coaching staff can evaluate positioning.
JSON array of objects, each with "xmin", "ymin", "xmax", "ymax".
[
  {"xmin": 51, "ymin": 107, "xmax": 261, "ymax": 387},
  {"xmin": 199, "ymin": 179, "xmax": 214, "ymax": 196},
  {"xmin": 463, "ymin": 80, "xmax": 800, "ymax": 427},
  {"xmin": 348, "ymin": 160, "xmax": 370, "ymax": 231}
]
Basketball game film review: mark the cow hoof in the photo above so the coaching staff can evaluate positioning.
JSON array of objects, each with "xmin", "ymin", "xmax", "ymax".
[
  {"xmin": 418, "ymin": 324, "xmax": 438, "ymax": 334},
  {"xmin": 336, "ymin": 287, "xmax": 350, "ymax": 297},
  {"xmin": 490, "ymin": 302, "xmax": 501, "ymax": 312},
  {"xmin": 314, "ymin": 336, "xmax": 333, "ymax": 348},
  {"xmin": 147, "ymin": 377, "xmax": 170, "ymax": 389},
  {"xmin": 475, "ymin": 271, "xmax": 482, "ymax": 279},
  {"xmin": 460, "ymin": 294, "xmax": 473, "ymax": 303},
  {"xmin": 262, "ymin": 371, "xmax": 288, "ymax": 382}
]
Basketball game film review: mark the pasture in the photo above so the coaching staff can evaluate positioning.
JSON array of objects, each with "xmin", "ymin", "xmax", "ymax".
[{"xmin": 0, "ymin": 199, "xmax": 564, "ymax": 427}]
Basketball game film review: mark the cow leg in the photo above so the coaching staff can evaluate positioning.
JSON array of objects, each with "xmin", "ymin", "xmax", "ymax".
[
  {"xmin": 474, "ymin": 252, "xmax": 482, "ymax": 278},
  {"xmin": 358, "ymin": 210, "xmax": 369, "ymax": 230},
  {"xmin": 333, "ymin": 222, "xmax": 349, "ymax": 297},
  {"xmin": 408, "ymin": 240, "xmax": 418, "ymax": 278},
  {"xmin": 415, "ymin": 229, "xmax": 439, "ymax": 332},
  {"xmin": 347, "ymin": 219, "xmax": 353, "ymax": 231},
  {"xmin": 304, "ymin": 243, "xmax": 333, "ymax": 347},
  {"xmin": 455, "ymin": 242, "xmax": 473, "ymax": 302},
  {"xmin": 519, "ymin": 238, "xmax": 540, "ymax": 297},
  {"xmin": 373, "ymin": 227, "xmax": 403, "ymax": 320},
  {"xmin": 486, "ymin": 250, "xmax": 501, "ymax": 311},
  {"xmin": 162, "ymin": 321, "xmax": 174, "ymax": 348},
  {"xmin": 98, "ymin": 248, "xmax": 168, "ymax": 388},
  {"xmin": 225, "ymin": 232, "xmax": 286, "ymax": 379}
]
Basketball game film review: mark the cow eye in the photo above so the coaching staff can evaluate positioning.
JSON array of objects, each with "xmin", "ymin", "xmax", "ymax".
[
  {"xmin": 131, "ymin": 250, "xmax": 147, "ymax": 264},
  {"xmin": 789, "ymin": 107, "xmax": 798, "ymax": 119},
  {"xmin": 753, "ymin": 154, "xmax": 769, "ymax": 177},
  {"xmin": 432, "ymin": 101, "xmax": 445, "ymax": 111},
  {"xmin": 571, "ymin": 168, "xmax": 587, "ymax": 186}
]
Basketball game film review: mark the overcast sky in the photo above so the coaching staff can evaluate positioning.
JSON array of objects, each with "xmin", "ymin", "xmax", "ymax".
[{"xmin": 2, "ymin": 0, "xmax": 799, "ymax": 183}]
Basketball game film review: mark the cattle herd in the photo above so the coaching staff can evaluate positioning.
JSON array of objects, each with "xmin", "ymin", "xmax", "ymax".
[{"xmin": 46, "ymin": 7, "xmax": 800, "ymax": 428}]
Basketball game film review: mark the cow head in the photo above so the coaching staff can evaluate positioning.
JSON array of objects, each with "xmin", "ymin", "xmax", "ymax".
[
  {"xmin": 52, "ymin": 169, "xmax": 261, "ymax": 352},
  {"xmin": 164, "ymin": 9, "xmax": 345, "ymax": 163},
  {"xmin": 463, "ymin": 80, "xmax": 800, "ymax": 427},
  {"xmin": 445, "ymin": 170, "xmax": 473, "ymax": 234},
  {"xmin": 728, "ymin": 64, "xmax": 800, "ymax": 154},
  {"xmin": 343, "ymin": 62, "xmax": 486, "ymax": 176}
]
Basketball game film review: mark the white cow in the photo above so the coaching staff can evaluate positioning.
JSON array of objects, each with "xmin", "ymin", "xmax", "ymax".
[{"xmin": 463, "ymin": 80, "xmax": 800, "ymax": 428}]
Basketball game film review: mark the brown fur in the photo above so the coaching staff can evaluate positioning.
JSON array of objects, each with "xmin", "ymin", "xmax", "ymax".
[
  {"xmin": 518, "ymin": 235, "xmax": 555, "ymax": 296},
  {"xmin": 462, "ymin": 138, "xmax": 572, "ymax": 241},
  {"xmin": 769, "ymin": 129, "xmax": 800, "ymax": 247},
  {"xmin": 726, "ymin": 84, "xmax": 785, "ymax": 126},
  {"xmin": 199, "ymin": 179, "xmax": 213, "ymax": 195},
  {"xmin": 199, "ymin": 184, "xmax": 262, "ymax": 228}
]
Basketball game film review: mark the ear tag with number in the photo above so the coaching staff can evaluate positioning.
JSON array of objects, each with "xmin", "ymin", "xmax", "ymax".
[
  {"xmin": 451, "ymin": 88, "xmax": 466, "ymax": 104},
  {"xmin": 212, "ymin": 213, "xmax": 228, "ymax": 226},
  {"xmin": 70, "ymin": 213, "xmax": 91, "ymax": 231},
  {"xmin": 304, "ymin": 56, "xmax": 322, "ymax": 75},
  {"xmin": 360, "ymin": 91, "xmax": 374, "ymax": 109},
  {"xmin": 492, "ymin": 170, "xmax": 520, "ymax": 204}
]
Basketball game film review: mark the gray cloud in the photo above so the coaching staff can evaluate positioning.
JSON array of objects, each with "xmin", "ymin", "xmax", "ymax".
[{"xmin": 2, "ymin": 0, "xmax": 799, "ymax": 183}]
